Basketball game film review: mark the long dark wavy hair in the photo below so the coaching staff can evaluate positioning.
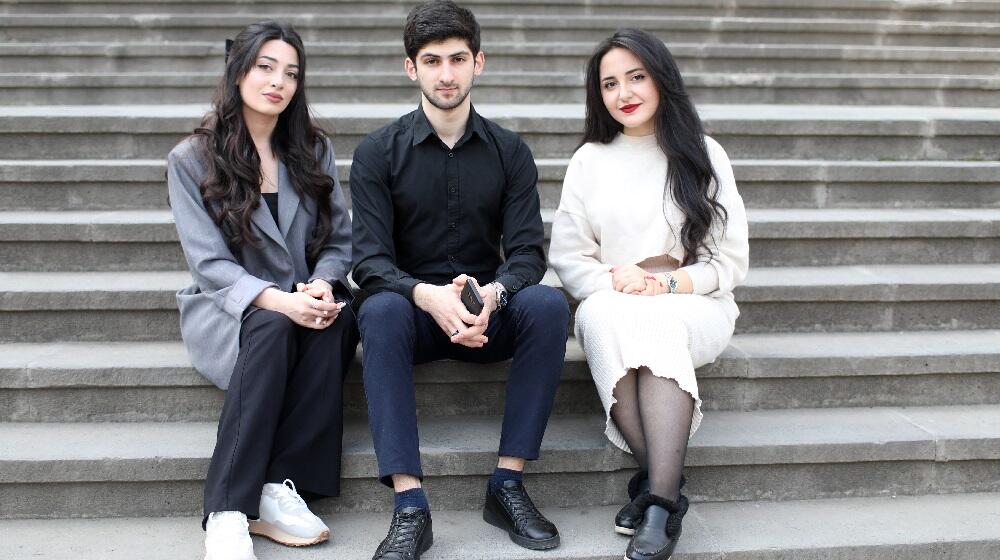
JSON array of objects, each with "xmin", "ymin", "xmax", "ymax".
[
  {"xmin": 192, "ymin": 20, "xmax": 333, "ymax": 265},
  {"xmin": 582, "ymin": 28, "xmax": 727, "ymax": 266}
]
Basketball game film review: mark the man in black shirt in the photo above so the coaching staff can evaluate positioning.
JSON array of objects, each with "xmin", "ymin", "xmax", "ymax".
[{"xmin": 350, "ymin": 1, "xmax": 569, "ymax": 558}]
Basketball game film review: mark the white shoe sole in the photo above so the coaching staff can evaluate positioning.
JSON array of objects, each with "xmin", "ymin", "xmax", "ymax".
[
  {"xmin": 615, "ymin": 526, "xmax": 636, "ymax": 536},
  {"xmin": 204, "ymin": 551, "xmax": 257, "ymax": 560},
  {"xmin": 248, "ymin": 519, "xmax": 329, "ymax": 547}
]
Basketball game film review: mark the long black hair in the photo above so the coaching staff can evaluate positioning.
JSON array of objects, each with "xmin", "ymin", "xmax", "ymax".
[
  {"xmin": 192, "ymin": 20, "xmax": 333, "ymax": 265},
  {"xmin": 582, "ymin": 28, "xmax": 727, "ymax": 266}
]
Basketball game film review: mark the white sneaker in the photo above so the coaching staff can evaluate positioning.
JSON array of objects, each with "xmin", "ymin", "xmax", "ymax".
[
  {"xmin": 249, "ymin": 479, "xmax": 330, "ymax": 546},
  {"xmin": 204, "ymin": 511, "xmax": 257, "ymax": 560}
]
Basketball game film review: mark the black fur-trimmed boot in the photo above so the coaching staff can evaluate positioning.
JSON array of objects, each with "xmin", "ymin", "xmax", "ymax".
[
  {"xmin": 624, "ymin": 493, "xmax": 688, "ymax": 560},
  {"xmin": 614, "ymin": 472, "xmax": 685, "ymax": 536}
]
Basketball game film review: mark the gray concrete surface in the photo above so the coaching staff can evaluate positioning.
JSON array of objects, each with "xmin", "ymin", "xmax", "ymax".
[{"xmin": 2, "ymin": 493, "xmax": 999, "ymax": 559}]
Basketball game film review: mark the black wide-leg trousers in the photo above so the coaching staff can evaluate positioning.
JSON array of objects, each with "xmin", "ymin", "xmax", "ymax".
[{"xmin": 203, "ymin": 307, "xmax": 359, "ymax": 521}]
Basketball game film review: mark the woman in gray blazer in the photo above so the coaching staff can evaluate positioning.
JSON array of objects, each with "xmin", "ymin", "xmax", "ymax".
[{"xmin": 166, "ymin": 21, "xmax": 357, "ymax": 560}]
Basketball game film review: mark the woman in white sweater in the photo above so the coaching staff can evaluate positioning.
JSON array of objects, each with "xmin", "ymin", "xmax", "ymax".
[{"xmin": 549, "ymin": 28, "xmax": 749, "ymax": 560}]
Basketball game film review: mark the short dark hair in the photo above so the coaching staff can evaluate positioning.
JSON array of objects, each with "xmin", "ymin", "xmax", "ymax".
[{"xmin": 403, "ymin": 0, "xmax": 481, "ymax": 60}]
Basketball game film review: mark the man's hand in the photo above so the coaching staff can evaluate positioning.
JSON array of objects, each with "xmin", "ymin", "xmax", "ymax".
[
  {"xmin": 612, "ymin": 264, "xmax": 649, "ymax": 294},
  {"xmin": 413, "ymin": 278, "xmax": 485, "ymax": 347},
  {"xmin": 447, "ymin": 275, "xmax": 499, "ymax": 347}
]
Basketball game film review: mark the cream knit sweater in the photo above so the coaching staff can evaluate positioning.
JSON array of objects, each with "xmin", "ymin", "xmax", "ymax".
[{"xmin": 550, "ymin": 133, "xmax": 749, "ymax": 301}]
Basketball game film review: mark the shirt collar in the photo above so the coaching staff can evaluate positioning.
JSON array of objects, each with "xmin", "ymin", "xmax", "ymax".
[{"xmin": 411, "ymin": 103, "xmax": 486, "ymax": 148}]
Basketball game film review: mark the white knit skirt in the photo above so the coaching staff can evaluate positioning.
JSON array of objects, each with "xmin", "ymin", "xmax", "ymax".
[{"xmin": 574, "ymin": 289, "xmax": 738, "ymax": 453}]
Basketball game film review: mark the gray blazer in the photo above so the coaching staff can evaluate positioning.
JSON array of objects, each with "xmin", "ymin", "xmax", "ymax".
[{"xmin": 166, "ymin": 135, "xmax": 352, "ymax": 388}]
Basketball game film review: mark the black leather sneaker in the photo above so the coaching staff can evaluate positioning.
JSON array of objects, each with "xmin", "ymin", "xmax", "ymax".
[
  {"xmin": 483, "ymin": 480, "xmax": 560, "ymax": 550},
  {"xmin": 372, "ymin": 507, "xmax": 433, "ymax": 560}
]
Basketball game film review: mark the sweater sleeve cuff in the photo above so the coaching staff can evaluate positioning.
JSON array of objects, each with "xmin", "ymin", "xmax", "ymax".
[
  {"xmin": 681, "ymin": 262, "xmax": 720, "ymax": 295},
  {"xmin": 224, "ymin": 275, "xmax": 278, "ymax": 319},
  {"xmin": 591, "ymin": 271, "xmax": 614, "ymax": 295}
]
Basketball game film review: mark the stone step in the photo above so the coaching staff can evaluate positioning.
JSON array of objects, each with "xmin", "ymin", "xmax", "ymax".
[
  {"xmin": 3, "ymin": 265, "xmax": 1000, "ymax": 341},
  {"xmin": 5, "ymin": 159, "xmax": 1000, "ymax": 212},
  {"xmin": 5, "ymin": 71, "xmax": 1000, "ymax": 107},
  {"xmin": 7, "ymin": 42, "xmax": 999, "ymax": 75},
  {"xmin": 5, "ymin": 14, "xmax": 1000, "ymax": 47},
  {"xmin": 4, "ymin": 208, "xmax": 1000, "ymax": 271},
  {"xmin": 3, "ymin": 104, "xmax": 999, "ymax": 161},
  {"xmin": 5, "ymin": 0, "xmax": 1000, "ymax": 22},
  {"xmin": 3, "ymin": 404, "xmax": 999, "ymax": 517},
  {"xmin": 4, "ymin": 493, "xmax": 1000, "ymax": 559},
  {"xmin": 2, "ymin": 330, "xmax": 999, "ymax": 422}
]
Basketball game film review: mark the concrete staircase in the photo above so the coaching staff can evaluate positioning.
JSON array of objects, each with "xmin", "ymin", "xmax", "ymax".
[{"xmin": 2, "ymin": 0, "xmax": 1000, "ymax": 558}]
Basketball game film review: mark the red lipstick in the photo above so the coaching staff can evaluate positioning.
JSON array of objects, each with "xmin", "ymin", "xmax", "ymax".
[
  {"xmin": 620, "ymin": 104, "xmax": 640, "ymax": 114},
  {"xmin": 264, "ymin": 93, "xmax": 283, "ymax": 103}
]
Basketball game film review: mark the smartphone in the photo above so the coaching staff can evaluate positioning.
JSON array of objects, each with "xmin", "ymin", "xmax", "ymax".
[{"xmin": 461, "ymin": 277, "xmax": 485, "ymax": 315}]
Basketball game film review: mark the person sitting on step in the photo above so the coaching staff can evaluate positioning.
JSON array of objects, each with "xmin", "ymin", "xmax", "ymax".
[
  {"xmin": 349, "ymin": 2, "xmax": 570, "ymax": 558},
  {"xmin": 166, "ymin": 20, "xmax": 358, "ymax": 560},
  {"xmin": 549, "ymin": 28, "xmax": 750, "ymax": 560}
]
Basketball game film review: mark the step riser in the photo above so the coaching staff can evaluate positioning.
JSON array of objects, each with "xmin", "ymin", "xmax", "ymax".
[
  {"xmin": 4, "ymin": 3, "xmax": 999, "ymax": 23},
  {"xmin": 4, "ymin": 130, "xmax": 998, "ymax": 161},
  {"xmin": 4, "ymin": 301, "xmax": 1000, "ymax": 342},
  {"xmin": 0, "ymin": 243, "xmax": 186, "ymax": 272},
  {"xmin": 6, "ymin": 26, "xmax": 999, "ymax": 48},
  {"xmin": 0, "ymin": 381, "xmax": 602, "ymax": 422},
  {"xmin": 738, "ymin": 301, "xmax": 1000, "ymax": 333},
  {"xmin": 0, "ymin": 311, "xmax": 183, "ymax": 343},
  {"xmin": 6, "ymin": 177, "xmax": 1000, "ymax": 212},
  {"xmin": 5, "ymin": 371, "xmax": 999, "ymax": 422},
  {"xmin": 0, "ymin": 183, "xmax": 168, "ymax": 212},
  {"xmin": 737, "ymin": 182, "xmax": 1000, "ymax": 210},
  {"xmin": 10, "ymin": 54, "xmax": 995, "ymax": 76},
  {"xmin": 5, "ymin": 236, "xmax": 1000, "ymax": 271},
  {"xmin": 751, "ymin": 239, "xmax": 1000, "ymax": 267},
  {"xmin": 3, "ymin": 459, "xmax": 997, "ymax": 518},
  {"xmin": 5, "ymin": 84, "xmax": 1000, "ymax": 108}
]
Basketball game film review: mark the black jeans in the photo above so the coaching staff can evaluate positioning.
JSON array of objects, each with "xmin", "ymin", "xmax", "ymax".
[
  {"xmin": 203, "ymin": 307, "xmax": 359, "ymax": 520},
  {"xmin": 357, "ymin": 284, "xmax": 569, "ymax": 487}
]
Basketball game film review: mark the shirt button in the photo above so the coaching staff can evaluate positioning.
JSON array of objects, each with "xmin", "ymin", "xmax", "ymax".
[
  {"xmin": 448, "ymin": 222, "xmax": 456, "ymax": 229},
  {"xmin": 449, "ymin": 185, "xmax": 456, "ymax": 193},
  {"xmin": 448, "ymin": 152, "xmax": 454, "ymax": 158},
  {"xmin": 448, "ymin": 255, "xmax": 456, "ymax": 262}
]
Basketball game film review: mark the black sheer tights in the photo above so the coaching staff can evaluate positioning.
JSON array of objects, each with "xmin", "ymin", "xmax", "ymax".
[{"xmin": 610, "ymin": 367, "xmax": 693, "ymax": 501}]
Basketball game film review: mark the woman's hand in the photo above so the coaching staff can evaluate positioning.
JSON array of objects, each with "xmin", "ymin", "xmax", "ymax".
[
  {"xmin": 638, "ymin": 274, "xmax": 669, "ymax": 296},
  {"xmin": 293, "ymin": 280, "xmax": 343, "ymax": 328},
  {"xmin": 252, "ymin": 286, "xmax": 342, "ymax": 329},
  {"xmin": 296, "ymin": 279, "xmax": 334, "ymax": 303},
  {"xmin": 637, "ymin": 270, "xmax": 694, "ymax": 296},
  {"xmin": 611, "ymin": 264, "xmax": 649, "ymax": 294},
  {"xmin": 286, "ymin": 290, "xmax": 343, "ymax": 329}
]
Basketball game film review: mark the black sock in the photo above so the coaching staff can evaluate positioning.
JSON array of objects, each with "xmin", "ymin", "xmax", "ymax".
[
  {"xmin": 488, "ymin": 467, "xmax": 523, "ymax": 494},
  {"xmin": 394, "ymin": 487, "xmax": 429, "ymax": 512}
]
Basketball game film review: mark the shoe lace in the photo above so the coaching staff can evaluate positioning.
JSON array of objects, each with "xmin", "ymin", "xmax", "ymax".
[
  {"xmin": 274, "ymin": 479, "xmax": 309, "ymax": 513},
  {"xmin": 383, "ymin": 510, "xmax": 424, "ymax": 556},
  {"xmin": 498, "ymin": 486, "xmax": 545, "ymax": 529}
]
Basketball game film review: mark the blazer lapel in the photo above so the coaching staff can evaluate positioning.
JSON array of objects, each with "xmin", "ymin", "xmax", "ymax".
[
  {"xmin": 277, "ymin": 161, "xmax": 301, "ymax": 239},
  {"xmin": 250, "ymin": 194, "xmax": 288, "ymax": 253}
]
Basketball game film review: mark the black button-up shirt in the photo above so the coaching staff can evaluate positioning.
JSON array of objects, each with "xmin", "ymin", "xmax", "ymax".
[{"xmin": 350, "ymin": 105, "xmax": 546, "ymax": 301}]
